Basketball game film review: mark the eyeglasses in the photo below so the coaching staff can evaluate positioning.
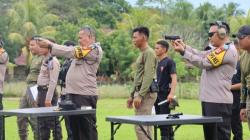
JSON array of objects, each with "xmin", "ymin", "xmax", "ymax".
[{"xmin": 208, "ymin": 32, "xmax": 216, "ymax": 38}]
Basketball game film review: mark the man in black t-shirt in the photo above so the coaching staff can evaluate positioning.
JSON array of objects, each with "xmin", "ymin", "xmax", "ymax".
[{"xmin": 154, "ymin": 40, "xmax": 177, "ymax": 140}]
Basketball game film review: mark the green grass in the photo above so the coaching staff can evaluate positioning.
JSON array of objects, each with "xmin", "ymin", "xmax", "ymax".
[
  {"xmin": 4, "ymin": 82, "xmax": 200, "ymax": 99},
  {"xmin": 2, "ymin": 98, "xmax": 250, "ymax": 140}
]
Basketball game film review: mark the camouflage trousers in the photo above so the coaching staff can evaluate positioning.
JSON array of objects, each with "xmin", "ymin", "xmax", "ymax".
[
  {"xmin": 17, "ymin": 87, "xmax": 38, "ymax": 140},
  {"xmin": 37, "ymin": 87, "xmax": 62, "ymax": 140},
  {"xmin": 134, "ymin": 92, "xmax": 157, "ymax": 140}
]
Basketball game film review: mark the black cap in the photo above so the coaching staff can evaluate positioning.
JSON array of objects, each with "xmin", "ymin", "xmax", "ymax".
[
  {"xmin": 232, "ymin": 25, "xmax": 250, "ymax": 38},
  {"xmin": 209, "ymin": 21, "xmax": 230, "ymax": 34}
]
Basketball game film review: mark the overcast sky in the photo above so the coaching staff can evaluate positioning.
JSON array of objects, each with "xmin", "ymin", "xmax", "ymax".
[{"xmin": 126, "ymin": 0, "xmax": 250, "ymax": 13}]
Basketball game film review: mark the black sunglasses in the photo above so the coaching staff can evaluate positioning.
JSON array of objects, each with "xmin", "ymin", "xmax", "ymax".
[{"xmin": 208, "ymin": 32, "xmax": 216, "ymax": 38}]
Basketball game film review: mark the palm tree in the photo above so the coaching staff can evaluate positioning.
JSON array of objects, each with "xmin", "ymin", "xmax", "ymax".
[
  {"xmin": 6, "ymin": 0, "xmax": 59, "ymax": 65},
  {"xmin": 229, "ymin": 9, "xmax": 250, "ymax": 33}
]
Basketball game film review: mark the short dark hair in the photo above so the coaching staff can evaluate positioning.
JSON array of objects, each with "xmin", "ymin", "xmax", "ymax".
[
  {"xmin": 209, "ymin": 21, "xmax": 230, "ymax": 34},
  {"xmin": 156, "ymin": 40, "xmax": 169, "ymax": 51},
  {"xmin": 132, "ymin": 26, "xmax": 150, "ymax": 39}
]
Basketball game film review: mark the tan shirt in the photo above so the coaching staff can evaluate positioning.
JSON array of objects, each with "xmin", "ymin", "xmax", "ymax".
[
  {"xmin": 183, "ymin": 44, "xmax": 238, "ymax": 104},
  {"xmin": 51, "ymin": 43, "xmax": 103, "ymax": 96},
  {"xmin": 0, "ymin": 51, "xmax": 8, "ymax": 93},
  {"xmin": 37, "ymin": 56, "xmax": 60, "ymax": 101}
]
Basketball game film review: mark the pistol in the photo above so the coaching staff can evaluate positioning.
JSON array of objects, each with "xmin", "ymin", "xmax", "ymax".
[{"xmin": 164, "ymin": 35, "xmax": 181, "ymax": 40}]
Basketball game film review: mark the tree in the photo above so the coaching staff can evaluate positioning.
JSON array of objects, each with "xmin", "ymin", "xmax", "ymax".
[
  {"xmin": 229, "ymin": 9, "xmax": 250, "ymax": 33},
  {"xmin": 6, "ymin": 0, "xmax": 59, "ymax": 63}
]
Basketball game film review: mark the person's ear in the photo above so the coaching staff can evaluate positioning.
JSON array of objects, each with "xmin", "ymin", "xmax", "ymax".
[{"xmin": 142, "ymin": 35, "xmax": 147, "ymax": 41}]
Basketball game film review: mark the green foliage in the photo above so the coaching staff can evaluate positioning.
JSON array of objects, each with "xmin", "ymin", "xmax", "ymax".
[{"xmin": 99, "ymin": 30, "xmax": 137, "ymax": 82}]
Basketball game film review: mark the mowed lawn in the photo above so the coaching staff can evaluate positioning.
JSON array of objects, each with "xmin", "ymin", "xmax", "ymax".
[{"xmin": 2, "ymin": 98, "xmax": 250, "ymax": 140}]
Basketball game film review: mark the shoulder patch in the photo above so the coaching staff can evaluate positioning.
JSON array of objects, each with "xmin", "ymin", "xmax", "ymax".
[{"xmin": 207, "ymin": 48, "xmax": 227, "ymax": 67}]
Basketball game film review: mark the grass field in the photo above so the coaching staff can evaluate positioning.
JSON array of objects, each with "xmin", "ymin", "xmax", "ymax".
[{"xmin": 2, "ymin": 98, "xmax": 250, "ymax": 140}]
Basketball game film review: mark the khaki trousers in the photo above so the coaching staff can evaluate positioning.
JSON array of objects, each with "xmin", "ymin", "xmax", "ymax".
[{"xmin": 134, "ymin": 92, "xmax": 157, "ymax": 140}]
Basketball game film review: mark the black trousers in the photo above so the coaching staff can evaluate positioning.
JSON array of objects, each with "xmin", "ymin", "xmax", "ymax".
[
  {"xmin": 0, "ymin": 94, "xmax": 3, "ymax": 140},
  {"xmin": 154, "ymin": 93, "xmax": 173, "ymax": 138},
  {"xmin": 231, "ymin": 92, "xmax": 243, "ymax": 140},
  {"xmin": 202, "ymin": 102, "xmax": 232, "ymax": 140},
  {"xmin": 68, "ymin": 94, "xmax": 98, "ymax": 140},
  {"xmin": 60, "ymin": 95, "xmax": 73, "ymax": 140}
]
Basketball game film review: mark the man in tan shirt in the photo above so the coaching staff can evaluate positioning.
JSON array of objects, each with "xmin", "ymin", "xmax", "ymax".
[
  {"xmin": 172, "ymin": 21, "xmax": 237, "ymax": 140},
  {"xmin": 38, "ymin": 26, "xmax": 103, "ymax": 140},
  {"xmin": 0, "ymin": 36, "xmax": 8, "ymax": 140},
  {"xmin": 36, "ymin": 39, "xmax": 62, "ymax": 140}
]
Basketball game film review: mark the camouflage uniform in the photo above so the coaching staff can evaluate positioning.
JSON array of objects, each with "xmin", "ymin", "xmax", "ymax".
[
  {"xmin": 240, "ymin": 51, "xmax": 250, "ymax": 127},
  {"xmin": 17, "ymin": 55, "xmax": 44, "ymax": 140}
]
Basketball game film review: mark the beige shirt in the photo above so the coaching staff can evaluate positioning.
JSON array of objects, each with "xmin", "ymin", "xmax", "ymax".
[
  {"xmin": 51, "ymin": 43, "xmax": 103, "ymax": 96},
  {"xmin": 183, "ymin": 44, "xmax": 238, "ymax": 104},
  {"xmin": 0, "ymin": 51, "xmax": 8, "ymax": 93},
  {"xmin": 37, "ymin": 56, "xmax": 60, "ymax": 101}
]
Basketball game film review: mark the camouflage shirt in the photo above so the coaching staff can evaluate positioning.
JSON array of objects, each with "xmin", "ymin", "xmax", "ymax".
[
  {"xmin": 240, "ymin": 51, "xmax": 250, "ymax": 104},
  {"xmin": 26, "ymin": 55, "xmax": 44, "ymax": 85}
]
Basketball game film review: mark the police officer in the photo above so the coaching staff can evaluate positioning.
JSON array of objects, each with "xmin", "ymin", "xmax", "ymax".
[
  {"xmin": 172, "ymin": 21, "xmax": 238, "ymax": 140},
  {"xmin": 36, "ymin": 38, "xmax": 62, "ymax": 140},
  {"xmin": 0, "ymin": 36, "xmax": 8, "ymax": 140},
  {"xmin": 154, "ymin": 40, "xmax": 177, "ymax": 140},
  {"xmin": 17, "ymin": 36, "xmax": 44, "ymax": 140},
  {"xmin": 234, "ymin": 25, "xmax": 250, "ymax": 130},
  {"xmin": 37, "ymin": 26, "xmax": 103, "ymax": 140},
  {"xmin": 126, "ymin": 26, "xmax": 157, "ymax": 140}
]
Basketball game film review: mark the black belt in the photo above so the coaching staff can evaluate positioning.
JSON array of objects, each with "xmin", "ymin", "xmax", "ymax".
[{"xmin": 37, "ymin": 85, "xmax": 48, "ymax": 91}]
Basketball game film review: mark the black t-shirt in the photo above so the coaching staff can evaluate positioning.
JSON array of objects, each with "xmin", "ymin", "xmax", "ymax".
[
  {"xmin": 231, "ymin": 61, "xmax": 241, "ymax": 107},
  {"xmin": 157, "ymin": 57, "xmax": 176, "ymax": 92},
  {"xmin": 232, "ymin": 61, "xmax": 241, "ymax": 85}
]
